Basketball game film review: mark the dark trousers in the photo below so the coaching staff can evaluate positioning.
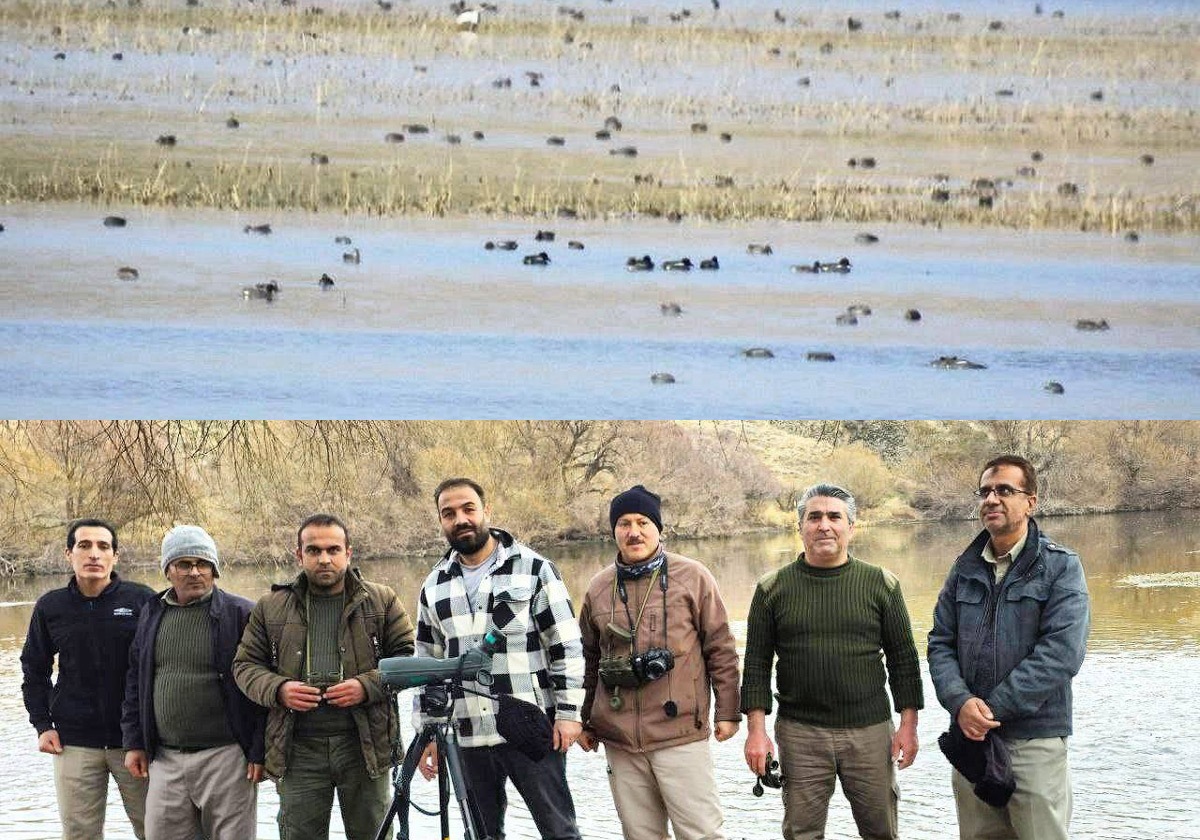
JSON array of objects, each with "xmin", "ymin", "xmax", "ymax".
[{"xmin": 460, "ymin": 744, "xmax": 581, "ymax": 840}]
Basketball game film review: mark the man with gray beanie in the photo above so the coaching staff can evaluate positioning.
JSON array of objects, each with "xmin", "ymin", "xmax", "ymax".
[
  {"xmin": 577, "ymin": 485, "xmax": 742, "ymax": 840},
  {"xmin": 122, "ymin": 525, "xmax": 266, "ymax": 840}
]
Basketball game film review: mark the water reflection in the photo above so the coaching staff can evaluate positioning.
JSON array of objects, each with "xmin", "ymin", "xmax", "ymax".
[{"xmin": 1, "ymin": 511, "xmax": 1197, "ymax": 838}]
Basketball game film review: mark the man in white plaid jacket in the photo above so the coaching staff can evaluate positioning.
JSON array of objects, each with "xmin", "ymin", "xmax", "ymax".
[{"xmin": 414, "ymin": 477, "xmax": 585, "ymax": 840}]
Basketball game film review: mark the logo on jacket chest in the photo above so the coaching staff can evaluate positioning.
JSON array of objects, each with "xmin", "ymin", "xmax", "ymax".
[{"xmin": 112, "ymin": 607, "xmax": 134, "ymax": 617}]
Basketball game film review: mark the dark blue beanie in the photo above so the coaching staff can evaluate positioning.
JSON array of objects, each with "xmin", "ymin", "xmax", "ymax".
[{"xmin": 609, "ymin": 485, "xmax": 663, "ymax": 533}]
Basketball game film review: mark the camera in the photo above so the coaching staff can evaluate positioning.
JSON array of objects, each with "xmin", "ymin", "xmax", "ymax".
[{"xmin": 631, "ymin": 647, "xmax": 675, "ymax": 683}]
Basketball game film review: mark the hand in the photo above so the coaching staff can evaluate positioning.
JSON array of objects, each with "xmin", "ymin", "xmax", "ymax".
[
  {"xmin": 323, "ymin": 677, "xmax": 366, "ymax": 708},
  {"xmin": 891, "ymin": 724, "xmax": 919, "ymax": 770},
  {"xmin": 744, "ymin": 728, "xmax": 775, "ymax": 777},
  {"xmin": 278, "ymin": 680, "xmax": 322, "ymax": 712},
  {"xmin": 418, "ymin": 742, "xmax": 439, "ymax": 781},
  {"xmin": 714, "ymin": 720, "xmax": 740, "ymax": 742},
  {"xmin": 247, "ymin": 762, "xmax": 264, "ymax": 783},
  {"xmin": 125, "ymin": 749, "xmax": 149, "ymax": 779},
  {"xmin": 577, "ymin": 730, "xmax": 598, "ymax": 752},
  {"xmin": 554, "ymin": 719, "xmax": 582, "ymax": 753},
  {"xmin": 37, "ymin": 730, "xmax": 63, "ymax": 755},
  {"xmin": 957, "ymin": 697, "xmax": 1001, "ymax": 742}
]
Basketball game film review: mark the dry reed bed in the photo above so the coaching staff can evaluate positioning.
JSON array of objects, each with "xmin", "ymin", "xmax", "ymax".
[{"xmin": 1, "ymin": 0, "xmax": 1196, "ymax": 231}]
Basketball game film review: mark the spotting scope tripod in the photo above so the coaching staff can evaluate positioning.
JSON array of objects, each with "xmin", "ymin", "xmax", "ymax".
[{"xmin": 374, "ymin": 632, "xmax": 501, "ymax": 840}]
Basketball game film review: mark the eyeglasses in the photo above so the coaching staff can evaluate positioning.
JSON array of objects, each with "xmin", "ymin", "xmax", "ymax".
[
  {"xmin": 171, "ymin": 559, "xmax": 214, "ymax": 573},
  {"xmin": 973, "ymin": 485, "xmax": 1031, "ymax": 500}
]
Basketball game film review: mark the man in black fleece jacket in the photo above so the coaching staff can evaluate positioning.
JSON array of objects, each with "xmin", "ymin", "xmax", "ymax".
[{"xmin": 20, "ymin": 518, "xmax": 155, "ymax": 840}]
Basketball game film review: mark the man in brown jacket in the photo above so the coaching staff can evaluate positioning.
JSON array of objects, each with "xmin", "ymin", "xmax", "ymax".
[
  {"xmin": 233, "ymin": 513, "xmax": 416, "ymax": 840},
  {"xmin": 578, "ymin": 485, "xmax": 741, "ymax": 840}
]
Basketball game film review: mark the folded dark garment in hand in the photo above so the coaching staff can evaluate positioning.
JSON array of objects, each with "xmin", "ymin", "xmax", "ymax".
[
  {"xmin": 938, "ymin": 724, "xmax": 1015, "ymax": 808},
  {"xmin": 495, "ymin": 694, "xmax": 555, "ymax": 762}
]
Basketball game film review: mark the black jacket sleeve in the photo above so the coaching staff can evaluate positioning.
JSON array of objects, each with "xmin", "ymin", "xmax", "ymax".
[{"xmin": 20, "ymin": 602, "xmax": 56, "ymax": 735}]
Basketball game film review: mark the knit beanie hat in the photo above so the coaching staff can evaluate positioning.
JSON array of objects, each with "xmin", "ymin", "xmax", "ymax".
[
  {"xmin": 609, "ymin": 485, "xmax": 662, "ymax": 533},
  {"xmin": 161, "ymin": 525, "xmax": 220, "ymax": 577}
]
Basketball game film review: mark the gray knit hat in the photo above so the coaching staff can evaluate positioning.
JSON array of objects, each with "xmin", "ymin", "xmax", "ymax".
[{"xmin": 161, "ymin": 525, "xmax": 220, "ymax": 576}]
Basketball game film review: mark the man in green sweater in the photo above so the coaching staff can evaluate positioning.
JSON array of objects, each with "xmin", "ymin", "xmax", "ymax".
[{"xmin": 741, "ymin": 483, "xmax": 923, "ymax": 840}]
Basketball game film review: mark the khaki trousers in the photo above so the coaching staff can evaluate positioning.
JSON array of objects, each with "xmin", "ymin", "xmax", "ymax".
[
  {"xmin": 952, "ymin": 736, "xmax": 1071, "ymax": 840},
  {"xmin": 775, "ymin": 718, "xmax": 898, "ymax": 840},
  {"xmin": 54, "ymin": 745, "xmax": 148, "ymax": 840},
  {"xmin": 604, "ymin": 739, "xmax": 726, "ymax": 840},
  {"xmin": 146, "ymin": 743, "xmax": 258, "ymax": 840}
]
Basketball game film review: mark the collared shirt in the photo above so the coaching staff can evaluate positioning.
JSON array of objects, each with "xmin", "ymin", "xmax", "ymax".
[{"xmin": 983, "ymin": 531, "xmax": 1028, "ymax": 583}]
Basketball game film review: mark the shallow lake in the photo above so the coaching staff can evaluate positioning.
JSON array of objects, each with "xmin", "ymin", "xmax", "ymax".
[
  {"xmin": 2, "ymin": 204, "xmax": 1197, "ymax": 417},
  {"xmin": 1, "ymin": 511, "xmax": 1197, "ymax": 838}
]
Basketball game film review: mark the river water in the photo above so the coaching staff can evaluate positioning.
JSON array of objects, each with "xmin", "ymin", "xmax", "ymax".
[
  {"xmin": 2, "ymin": 205, "xmax": 1197, "ymax": 418},
  {"xmin": 1, "ymin": 511, "xmax": 1197, "ymax": 839}
]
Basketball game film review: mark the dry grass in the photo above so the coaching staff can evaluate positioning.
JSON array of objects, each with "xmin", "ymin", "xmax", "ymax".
[{"xmin": 1, "ymin": 0, "xmax": 1196, "ymax": 231}]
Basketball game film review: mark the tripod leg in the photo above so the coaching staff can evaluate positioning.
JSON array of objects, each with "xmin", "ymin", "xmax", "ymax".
[
  {"xmin": 438, "ymin": 747, "xmax": 450, "ymax": 840},
  {"xmin": 439, "ymin": 729, "xmax": 492, "ymax": 840},
  {"xmin": 375, "ymin": 727, "xmax": 435, "ymax": 840}
]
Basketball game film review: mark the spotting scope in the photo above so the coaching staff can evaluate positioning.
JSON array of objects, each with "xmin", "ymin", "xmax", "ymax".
[{"xmin": 379, "ymin": 630, "xmax": 501, "ymax": 689}]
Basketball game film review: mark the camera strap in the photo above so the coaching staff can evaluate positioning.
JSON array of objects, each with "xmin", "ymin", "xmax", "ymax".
[{"xmin": 611, "ymin": 563, "xmax": 668, "ymax": 654}]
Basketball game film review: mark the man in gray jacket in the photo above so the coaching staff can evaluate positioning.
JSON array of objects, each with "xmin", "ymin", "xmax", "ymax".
[{"xmin": 928, "ymin": 455, "xmax": 1090, "ymax": 840}]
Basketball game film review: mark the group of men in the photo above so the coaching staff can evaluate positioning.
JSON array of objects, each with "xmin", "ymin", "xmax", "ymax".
[{"xmin": 21, "ymin": 456, "xmax": 1089, "ymax": 840}]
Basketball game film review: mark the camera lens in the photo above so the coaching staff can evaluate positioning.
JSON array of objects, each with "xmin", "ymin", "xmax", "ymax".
[{"xmin": 644, "ymin": 660, "xmax": 666, "ymax": 679}]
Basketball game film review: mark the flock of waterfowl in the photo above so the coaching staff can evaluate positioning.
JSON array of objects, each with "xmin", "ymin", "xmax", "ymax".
[{"xmin": 94, "ymin": 214, "xmax": 1116, "ymax": 397}]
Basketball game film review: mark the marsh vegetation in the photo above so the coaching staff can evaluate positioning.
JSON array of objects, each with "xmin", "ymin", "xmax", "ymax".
[{"xmin": 2, "ymin": 0, "xmax": 1196, "ymax": 231}]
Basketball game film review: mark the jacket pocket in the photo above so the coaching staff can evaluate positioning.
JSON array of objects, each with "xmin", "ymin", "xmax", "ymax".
[
  {"xmin": 1004, "ymin": 578, "xmax": 1051, "ymax": 649},
  {"xmin": 492, "ymin": 587, "xmax": 533, "ymax": 636}
]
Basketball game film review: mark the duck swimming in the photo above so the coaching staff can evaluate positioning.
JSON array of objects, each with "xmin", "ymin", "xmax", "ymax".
[
  {"xmin": 318, "ymin": 273, "xmax": 335, "ymax": 289},
  {"xmin": 930, "ymin": 356, "xmax": 986, "ymax": 370},
  {"xmin": 792, "ymin": 257, "xmax": 852, "ymax": 274},
  {"xmin": 1075, "ymin": 318, "xmax": 1110, "ymax": 331},
  {"xmin": 660, "ymin": 302, "xmax": 683, "ymax": 316},
  {"xmin": 650, "ymin": 372, "xmax": 676, "ymax": 384},
  {"xmin": 242, "ymin": 280, "xmax": 280, "ymax": 301},
  {"xmin": 116, "ymin": 266, "xmax": 139, "ymax": 280},
  {"xmin": 523, "ymin": 251, "xmax": 551, "ymax": 265},
  {"xmin": 485, "ymin": 240, "xmax": 519, "ymax": 251},
  {"xmin": 742, "ymin": 347, "xmax": 774, "ymax": 359},
  {"xmin": 746, "ymin": 243, "xmax": 773, "ymax": 255},
  {"xmin": 662, "ymin": 258, "xmax": 693, "ymax": 271},
  {"xmin": 343, "ymin": 248, "xmax": 361, "ymax": 264},
  {"xmin": 807, "ymin": 351, "xmax": 836, "ymax": 362},
  {"xmin": 699, "ymin": 256, "xmax": 719, "ymax": 270},
  {"xmin": 626, "ymin": 255, "xmax": 654, "ymax": 272}
]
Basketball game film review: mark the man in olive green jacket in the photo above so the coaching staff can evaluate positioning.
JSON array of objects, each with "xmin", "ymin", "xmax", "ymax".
[{"xmin": 233, "ymin": 514, "xmax": 415, "ymax": 840}]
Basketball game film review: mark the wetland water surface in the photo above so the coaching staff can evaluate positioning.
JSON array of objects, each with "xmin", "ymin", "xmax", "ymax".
[
  {"xmin": 1, "ymin": 512, "xmax": 1198, "ymax": 839},
  {"xmin": 2, "ymin": 205, "xmax": 1197, "ymax": 417}
]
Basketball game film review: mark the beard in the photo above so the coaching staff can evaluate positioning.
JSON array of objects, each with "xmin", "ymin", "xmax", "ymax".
[{"xmin": 447, "ymin": 522, "xmax": 490, "ymax": 555}]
